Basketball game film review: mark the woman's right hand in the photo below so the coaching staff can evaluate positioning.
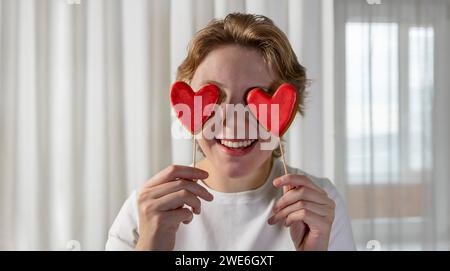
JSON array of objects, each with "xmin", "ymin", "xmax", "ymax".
[{"xmin": 135, "ymin": 165, "xmax": 213, "ymax": 251}]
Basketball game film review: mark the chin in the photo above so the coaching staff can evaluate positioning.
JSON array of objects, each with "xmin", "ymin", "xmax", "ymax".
[
  {"xmin": 219, "ymin": 161, "xmax": 256, "ymax": 178},
  {"xmin": 207, "ymin": 139, "xmax": 272, "ymax": 179}
]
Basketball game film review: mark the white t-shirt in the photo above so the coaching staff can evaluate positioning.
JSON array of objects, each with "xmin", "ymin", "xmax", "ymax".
[{"xmin": 105, "ymin": 159, "xmax": 355, "ymax": 250}]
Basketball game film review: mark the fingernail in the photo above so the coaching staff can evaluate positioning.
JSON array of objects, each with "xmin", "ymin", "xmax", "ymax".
[
  {"xmin": 268, "ymin": 217, "xmax": 274, "ymax": 224},
  {"xmin": 198, "ymin": 172, "xmax": 208, "ymax": 179}
]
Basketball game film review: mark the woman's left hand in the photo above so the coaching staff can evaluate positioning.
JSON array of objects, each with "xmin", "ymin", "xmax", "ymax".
[{"xmin": 267, "ymin": 174, "xmax": 336, "ymax": 251}]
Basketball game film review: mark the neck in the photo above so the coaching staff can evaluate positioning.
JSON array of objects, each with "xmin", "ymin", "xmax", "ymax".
[{"xmin": 196, "ymin": 157, "xmax": 273, "ymax": 193}]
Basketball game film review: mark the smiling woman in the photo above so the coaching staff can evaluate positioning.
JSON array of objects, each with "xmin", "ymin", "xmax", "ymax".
[{"xmin": 105, "ymin": 13, "xmax": 355, "ymax": 251}]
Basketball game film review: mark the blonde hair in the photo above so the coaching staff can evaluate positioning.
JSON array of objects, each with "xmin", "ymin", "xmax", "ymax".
[
  {"xmin": 177, "ymin": 13, "xmax": 308, "ymax": 157},
  {"xmin": 177, "ymin": 13, "xmax": 308, "ymax": 115}
]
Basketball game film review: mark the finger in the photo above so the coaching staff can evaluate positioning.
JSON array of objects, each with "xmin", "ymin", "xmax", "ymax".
[
  {"xmin": 268, "ymin": 200, "xmax": 330, "ymax": 225},
  {"xmin": 148, "ymin": 165, "xmax": 209, "ymax": 187},
  {"xmin": 273, "ymin": 174, "xmax": 324, "ymax": 193},
  {"xmin": 154, "ymin": 190, "xmax": 202, "ymax": 214},
  {"xmin": 273, "ymin": 186, "xmax": 333, "ymax": 212},
  {"xmin": 167, "ymin": 208, "xmax": 194, "ymax": 225},
  {"xmin": 154, "ymin": 208, "xmax": 194, "ymax": 227},
  {"xmin": 148, "ymin": 179, "xmax": 213, "ymax": 201},
  {"xmin": 285, "ymin": 209, "xmax": 330, "ymax": 227},
  {"xmin": 283, "ymin": 184, "xmax": 294, "ymax": 194}
]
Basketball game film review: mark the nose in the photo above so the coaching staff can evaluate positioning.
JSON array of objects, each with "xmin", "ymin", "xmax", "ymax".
[
  {"xmin": 219, "ymin": 91, "xmax": 247, "ymax": 106},
  {"xmin": 219, "ymin": 97, "xmax": 247, "ymax": 126},
  {"xmin": 217, "ymin": 102, "xmax": 256, "ymax": 140}
]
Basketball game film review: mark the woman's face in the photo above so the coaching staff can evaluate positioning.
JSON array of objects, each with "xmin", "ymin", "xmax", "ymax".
[{"xmin": 190, "ymin": 45, "xmax": 276, "ymax": 178}]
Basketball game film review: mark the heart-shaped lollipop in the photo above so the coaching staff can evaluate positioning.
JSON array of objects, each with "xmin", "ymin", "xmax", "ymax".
[
  {"xmin": 170, "ymin": 81, "xmax": 220, "ymax": 135},
  {"xmin": 247, "ymin": 83, "xmax": 298, "ymax": 179},
  {"xmin": 246, "ymin": 83, "xmax": 297, "ymax": 137}
]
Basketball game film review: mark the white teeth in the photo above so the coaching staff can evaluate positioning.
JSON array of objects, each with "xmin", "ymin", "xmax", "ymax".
[{"xmin": 219, "ymin": 139, "xmax": 256, "ymax": 148}]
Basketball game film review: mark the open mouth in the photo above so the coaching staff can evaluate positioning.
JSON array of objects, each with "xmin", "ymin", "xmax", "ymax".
[{"xmin": 214, "ymin": 138, "xmax": 259, "ymax": 156}]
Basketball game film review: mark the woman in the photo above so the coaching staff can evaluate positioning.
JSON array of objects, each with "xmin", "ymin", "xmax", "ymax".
[{"xmin": 106, "ymin": 13, "xmax": 355, "ymax": 251}]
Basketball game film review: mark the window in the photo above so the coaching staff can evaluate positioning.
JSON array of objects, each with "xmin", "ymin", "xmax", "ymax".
[
  {"xmin": 344, "ymin": 22, "xmax": 434, "ymax": 219},
  {"xmin": 346, "ymin": 22, "xmax": 400, "ymax": 185},
  {"xmin": 335, "ymin": 0, "xmax": 450, "ymax": 251}
]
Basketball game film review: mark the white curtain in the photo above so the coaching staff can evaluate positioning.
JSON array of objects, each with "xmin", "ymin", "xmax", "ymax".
[
  {"xmin": 334, "ymin": 0, "xmax": 450, "ymax": 250},
  {"xmin": 0, "ymin": 0, "xmax": 331, "ymax": 251}
]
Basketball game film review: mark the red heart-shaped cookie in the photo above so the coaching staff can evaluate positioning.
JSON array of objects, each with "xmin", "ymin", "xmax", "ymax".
[
  {"xmin": 170, "ymin": 81, "xmax": 220, "ymax": 134},
  {"xmin": 246, "ymin": 83, "xmax": 297, "ymax": 137}
]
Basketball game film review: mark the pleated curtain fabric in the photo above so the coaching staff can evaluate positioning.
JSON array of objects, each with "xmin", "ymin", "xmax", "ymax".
[{"xmin": 334, "ymin": 0, "xmax": 450, "ymax": 250}]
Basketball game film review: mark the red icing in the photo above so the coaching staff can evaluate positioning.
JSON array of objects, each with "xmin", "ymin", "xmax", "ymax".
[
  {"xmin": 246, "ymin": 83, "xmax": 297, "ymax": 137},
  {"xmin": 170, "ymin": 81, "xmax": 220, "ymax": 134}
]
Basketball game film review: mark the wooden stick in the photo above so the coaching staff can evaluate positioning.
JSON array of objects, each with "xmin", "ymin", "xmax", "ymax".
[
  {"xmin": 279, "ymin": 137, "xmax": 293, "ymax": 193},
  {"xmin": 192, "ymin": 134, "xmax": 197, "ymax": 168},
  {"xmin": 278, "ymin": 137, "xmax": 288, "ymax": 175}
]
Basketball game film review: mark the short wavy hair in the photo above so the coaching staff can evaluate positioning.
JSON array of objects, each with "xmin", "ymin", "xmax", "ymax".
[{"xmin": 177, "ymin": 13, "xmax": 309, "ymax": 157}]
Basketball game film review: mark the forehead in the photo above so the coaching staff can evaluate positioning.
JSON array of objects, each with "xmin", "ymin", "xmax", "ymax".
[{"xmin": 191, "ymin": 45, "xmax": 276, "ymax": 90}]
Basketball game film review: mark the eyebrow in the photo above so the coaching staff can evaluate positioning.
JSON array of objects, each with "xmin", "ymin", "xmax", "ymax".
[
  {"xmin": 199, "ymin": 80, "xmax": 225, "ymax": 88},
  {"xmin": 199, "ymin": 80, "xmax": 275, "ymax": 91}
]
